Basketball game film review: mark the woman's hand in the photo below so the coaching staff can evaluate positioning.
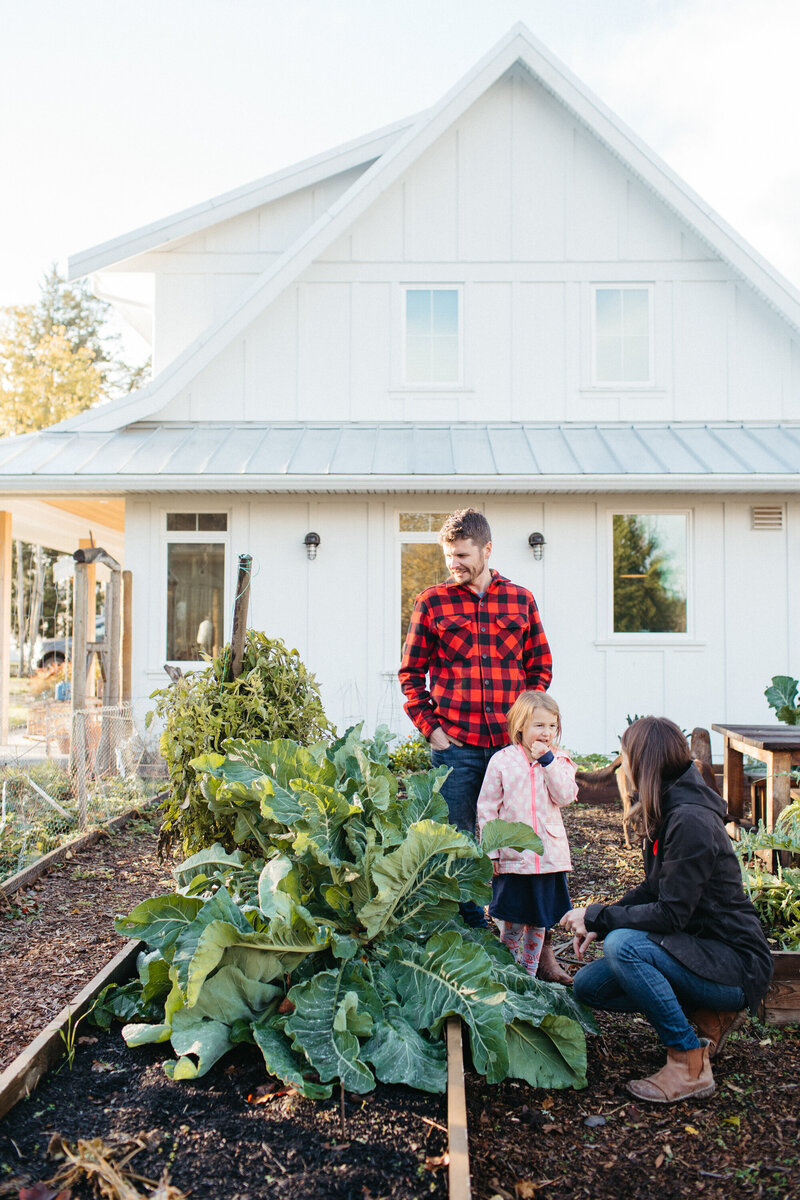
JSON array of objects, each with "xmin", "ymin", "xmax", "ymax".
[{"xmin": 559, "ymin": 907, "xmax": 597, "ymax": 960}]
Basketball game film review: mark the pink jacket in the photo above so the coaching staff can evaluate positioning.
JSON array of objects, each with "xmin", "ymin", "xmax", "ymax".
[{"xmin": 476, "ymin": 744, "xmax": 578, "ymax": 874}]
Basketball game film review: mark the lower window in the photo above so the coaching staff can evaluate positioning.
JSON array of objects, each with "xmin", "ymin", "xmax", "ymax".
[
  {"xmin": 166, "ymin": 542, "xmax": 226, "ymax": 660},
  {"xmin": 612, "ymin": 513, "xmax": 687, "ymax": 634}
]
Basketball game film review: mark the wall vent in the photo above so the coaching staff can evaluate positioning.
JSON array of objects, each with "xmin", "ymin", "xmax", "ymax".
[{"xmin": 751, "ymin": 505, "xmax": 784, "ymax": 531}]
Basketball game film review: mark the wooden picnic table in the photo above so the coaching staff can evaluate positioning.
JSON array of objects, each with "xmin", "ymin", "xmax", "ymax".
[{"xmin": 712, "ymin": 724, "xmax": 800, "ymax": 832}]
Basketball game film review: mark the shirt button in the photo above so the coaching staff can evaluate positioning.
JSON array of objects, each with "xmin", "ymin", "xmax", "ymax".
[
  {"xmin": 481, "ymin": 626, "xmax": 487, "ymax": 632},
  {"xmin": 482, "ymin": 653, "xmax": 488, "ymax": 660}
]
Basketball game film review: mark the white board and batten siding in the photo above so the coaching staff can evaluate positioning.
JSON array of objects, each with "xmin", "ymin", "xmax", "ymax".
[
  {"xmin": 127, "ymin": 492, "xmax": 798, "ymax": 757},
  {"xmin": 141, "ymin": 71, "xmax": 800, "ymax": 429}
]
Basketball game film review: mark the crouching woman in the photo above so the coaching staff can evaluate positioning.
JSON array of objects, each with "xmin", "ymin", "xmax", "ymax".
[{"xmin": 560, "ymin": 716, "xmax": 773, "ymax": 1104}]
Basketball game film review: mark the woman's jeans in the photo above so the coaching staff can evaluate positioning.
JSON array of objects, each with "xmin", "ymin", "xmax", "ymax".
[
  {"xmin": 431, "ymin": 742, "xmax": 497, "ymax": 928},
  {"xmin": 573, "ymin": 928, "xmax": 747, "ymax": 1050}
]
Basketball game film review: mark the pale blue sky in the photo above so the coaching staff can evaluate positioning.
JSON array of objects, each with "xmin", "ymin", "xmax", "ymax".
[{"xmin": 2, "ymin": 0, "xmax": 799, "ymax": 324}]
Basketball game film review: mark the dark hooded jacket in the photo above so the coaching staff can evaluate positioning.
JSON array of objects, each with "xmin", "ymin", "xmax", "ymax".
[{"xmin": 584, "ymin": 762, "xmax": 773, "ymax": 1014}]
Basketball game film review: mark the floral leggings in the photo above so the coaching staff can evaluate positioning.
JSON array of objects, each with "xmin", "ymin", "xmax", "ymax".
[{"xmin": 495, "ymin": 920, "xmax": 546, "ymax": 975}]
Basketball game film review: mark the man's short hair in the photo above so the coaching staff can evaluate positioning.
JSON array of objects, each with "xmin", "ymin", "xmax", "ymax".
[{"xmin": 439, "ymin": 508, "xmax": 492, "ymax": 548}]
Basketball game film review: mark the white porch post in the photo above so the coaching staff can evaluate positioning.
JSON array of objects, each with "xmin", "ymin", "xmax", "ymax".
[{"xmin": 0, "ymin": 512, "xmax": 12, "ymax": 743}]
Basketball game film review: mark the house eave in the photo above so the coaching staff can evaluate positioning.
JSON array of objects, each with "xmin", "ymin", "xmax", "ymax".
[{"xmin": 0, "ymin": 473, "xmax": 797, "ymax": 497}]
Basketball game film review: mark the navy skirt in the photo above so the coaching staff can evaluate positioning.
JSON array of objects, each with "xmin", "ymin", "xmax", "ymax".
[{"xmin": 489, "ymin": 872, "xmax": 571, "ymax": 927}]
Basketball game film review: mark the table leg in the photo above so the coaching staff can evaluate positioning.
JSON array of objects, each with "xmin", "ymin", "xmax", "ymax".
[
  {"xmin": 765, "ymin": 751, "xmax": 792, "ymax": 830},
  {"xmin": 723, "ymin": 738, "xmax": 744, "ymax": 824}
]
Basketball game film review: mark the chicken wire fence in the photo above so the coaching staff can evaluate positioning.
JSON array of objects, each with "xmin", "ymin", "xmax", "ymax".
[{"xmin": 0, "ymin": 703, "xmax": 166, "ymax": 886}]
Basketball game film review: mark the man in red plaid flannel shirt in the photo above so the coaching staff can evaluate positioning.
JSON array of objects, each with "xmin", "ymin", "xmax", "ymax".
[{"xmin": 399, "ymin": 509, "xmax": 552, "ymax": 925}]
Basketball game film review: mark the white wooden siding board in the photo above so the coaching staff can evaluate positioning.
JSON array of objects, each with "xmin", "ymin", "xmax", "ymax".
[
  {"xmin": 330, "ymin": 427, "xmax": 379, "ymax": 473},
  {"xmin": 638, "ymin": 427, "xmax": 707, "ymax": 473},
  {"xmin": 116, "ymin": 426, "xmax": 192, "ymax": 475},
  {"xmin": 487, "ymin": 426, "xmax": 540, "ymax": 473},
  {"xmin": 285, "ymin": 427, "xmax": 342, "ymax": 474},
  {"xmin": 522, "ymin": 427, "xmax": 578, "ymax": 474},
  {"xmin": 451, "ymin": 427, "xmax": 498, "ymax": 474},
  {"xmin": 412, "ymin": 427, "xmax": 455, "ymax": 475},
  {"xmin": 564, "ymin": 427, "xmax": 621, "ymax": 474},
  {"xmin": 458, "ymin": 79, "xmax": 512, "ymax": 261}
]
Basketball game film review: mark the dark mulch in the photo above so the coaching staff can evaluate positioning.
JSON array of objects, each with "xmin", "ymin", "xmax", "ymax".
[
  {"xmin": 0, "ymin": 812, "xmax": 170, "ymax": 1072},
  {"xmin": 0, "ymin": 798, "xmax": 798, "ymax": 1199}
]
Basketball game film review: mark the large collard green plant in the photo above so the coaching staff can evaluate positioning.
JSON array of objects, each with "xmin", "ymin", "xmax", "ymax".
[{"xmin": 105, "ymin": 728, "xmax": 594, "ymax": 1096}]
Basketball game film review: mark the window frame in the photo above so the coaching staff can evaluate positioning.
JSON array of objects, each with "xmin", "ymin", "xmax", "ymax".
[
  {"xmin": 400, "ymin": 284, "xmax": 464, "ymax": 389},
  {"xmin": 161, "ymin": 509, "xmax": 231, "ymax": 665},
  {"xmin": 591, "ymin": 283, "xmax": 655, "ymax": 388},
  {"xmin": 395, "ymin": 509, "xmax": 466, "ymax": 654},
  {"xmin": 605, "ymin": 506, "xmax": 693, "ymax": 642}
]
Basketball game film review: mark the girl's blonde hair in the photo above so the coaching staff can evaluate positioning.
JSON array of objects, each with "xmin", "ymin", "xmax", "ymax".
[
  {"xmin": 620, "ymin": 716, "xmax": 692, "ymax": 838},
  {"xmin": 507, "ymin": 691, "xmax": 562, "ymax": 746}
]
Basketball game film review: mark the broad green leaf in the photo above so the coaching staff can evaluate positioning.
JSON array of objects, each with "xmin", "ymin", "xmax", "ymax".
[
  {"xmin": 361, "ymin": 1010, "xmax": 447, "ymax": 1093},
  {"xmin": 506, "ymin": 1015, "xmax": 588, "ymax": 1089},
  {"xmin": 173, "ymin": 843, "xmax": 251, "ymax": 889},
  {"xmin": 381, "ymin": 931, "xmax": 508, "ymax": 1083},
  {"xmin": 400, "ymin": 769, "xmax": 451, "ymax": 828},
  {"xmin": 137, "ymin": 950, "xmax": 172, "ymax": 1005},
  {"xmin": 293, "ymin": 782, "xmax": 361, "ymax": 868},
  {"xmin": 357, "ymin": 821, "xmax": 479, "ymax": 938},
  {"xmin": 481, "ymin": 819, "xmax": 544, "ymax": 856},
  {"xmin": 179, "ymin": 919, "xmax": 324, "ymax": 1005},
  {"xmin": 286, "ymin": 964, "xmax": 381, "ymax": 1093},
  {"xmin": 115, "ymin": 894, "xmax": 203, "ymax": 952},
  {"xmin": 253, "ymin": 1016, "xmax": 333, "ymax": 1099},
  {"xmin": 122, "ymin": 1021, "xmax": 173, "ymax": 1046},
  {"xmin": 765, "ymin": 675, "xmax": 799, "ymax": 721},
  {"xmin": 164, "ymin": 1017, "xmax": 233, "ymax": 1080},
  {"xmin": 448, "ymin": 854, "xmax": 493, "ymax": 905}
]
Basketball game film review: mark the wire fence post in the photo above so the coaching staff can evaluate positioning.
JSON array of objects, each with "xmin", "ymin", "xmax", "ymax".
[{"xmin": 73, "ymin": 710, "xmax": 88, "ymax": 831}]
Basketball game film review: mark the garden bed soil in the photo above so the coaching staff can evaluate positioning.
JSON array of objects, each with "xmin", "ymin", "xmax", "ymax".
[
  {"xmin": 1, "ymin": 799, "xmax": 799, "ymax": 1199},
  {"xmin": 0, "ymin": 813, "xmax": 170, "ymax": 1073}
]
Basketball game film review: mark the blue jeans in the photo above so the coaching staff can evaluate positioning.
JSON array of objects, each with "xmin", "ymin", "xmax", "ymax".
[
  {"xmin": 573, "ymin": 928, "xmax": 747, "ymax": 1051},
  {"xmin": 431, "ymin": 742, "xmax": 498, "ymax": 927}
]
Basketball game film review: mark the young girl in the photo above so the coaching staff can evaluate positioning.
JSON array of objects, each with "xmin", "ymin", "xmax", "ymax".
[
  {"xmin": 477, "ymin": 691, "xmax": 578, "ymax": 983},
  {"xmin": 561, "ymin": 716, "xmax": 774, "ymax": 1104}
]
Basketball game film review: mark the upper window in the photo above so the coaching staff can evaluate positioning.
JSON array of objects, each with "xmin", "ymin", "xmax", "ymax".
[
  {"xmin": 593, "ymin": 286, "xmax": 652, "ymax": 385},
  {"xmin": 398, "ymin": 512, "xmax": 451, "ymax": 650},
  {"xmin": 404, "ymin": 288, "xmax": 460, "ymax": 384},
  {"xmin": 612, "ymin": 512, "xmax": 687, "ymax": 635},
  {"xmin": 165, "ymin": 512, "xmax": 228, "ymax": 661}
]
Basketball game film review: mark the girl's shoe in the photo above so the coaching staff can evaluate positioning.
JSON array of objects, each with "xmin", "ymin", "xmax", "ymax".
[
  {"xmin": 535, "ymin": 941, "xmax": 573, "ymax": 986},
  {"xmin": 626, "ymin": 1039, "xmax": 715, "ymax": 1104}
]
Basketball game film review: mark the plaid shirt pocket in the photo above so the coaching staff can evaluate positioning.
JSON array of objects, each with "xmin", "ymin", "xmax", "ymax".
[
  {"xmin": 434, "ymin": 614, "xmax": 473, "ymax": 661},
  {"xmin": 494, "ymin": 612, "xmax": 527, "ymax": 662}
]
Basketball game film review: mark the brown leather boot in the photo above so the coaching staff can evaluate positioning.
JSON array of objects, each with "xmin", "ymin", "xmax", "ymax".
[
  {"xmin": 688, "ymin": 1009, "xmax": 747, "ymax": 1060},
  {"xmin": 626, "ymin": 1039, "xmax": 715, "ymax": 1103},
  {"xmin": 535, "ymin": 932, "xmax": 573, "ymax": 986}
]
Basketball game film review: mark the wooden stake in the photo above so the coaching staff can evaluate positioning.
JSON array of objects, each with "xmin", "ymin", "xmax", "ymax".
[
  {"xmin": 228, "ymin": 554, "xmax": 252, "ymax": 680},
  {"xmin": 446, "ymin": 1017, "xmax": 471, "ymax": 1200}
]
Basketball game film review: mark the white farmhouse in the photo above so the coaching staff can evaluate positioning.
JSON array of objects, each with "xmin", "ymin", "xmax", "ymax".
[{"xmin": 0, "ymin": 24, "xmax": 797, "ymax": 753}]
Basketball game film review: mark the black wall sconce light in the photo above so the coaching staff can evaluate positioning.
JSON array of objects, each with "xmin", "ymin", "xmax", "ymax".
[
  {"xmin": 528, "ymin": 531, "xmax": 546, "ymax": 561},
  {"xmin": 304, "ymin": 531, "xmax": 321, "ymax": 560}
]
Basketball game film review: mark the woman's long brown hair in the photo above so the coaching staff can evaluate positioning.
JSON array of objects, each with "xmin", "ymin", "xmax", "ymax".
[{"xmin": 620, "ymin": 716, "xmax": 692, "ymax": 839}]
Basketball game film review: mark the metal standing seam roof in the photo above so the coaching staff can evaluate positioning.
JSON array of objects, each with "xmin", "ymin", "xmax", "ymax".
[{"xmin": 0, "ymin": 423, "xmax": 796, "ymax": 489}]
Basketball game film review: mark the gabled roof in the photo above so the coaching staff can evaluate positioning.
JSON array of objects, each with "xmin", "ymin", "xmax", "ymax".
[
  {"xmin": 61, "ymin": 22, "xmax": 800, "ymax": 435},
  {"xmin": 66, "ymin": 113, "xmax": 420, "ymax": 278},
  {"xmin": 0, "ymin": 422, "xmax": 797, "ymax": 494}
]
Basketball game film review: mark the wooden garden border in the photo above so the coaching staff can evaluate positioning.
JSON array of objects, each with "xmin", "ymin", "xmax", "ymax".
[
  {"xmin": 0, "ymin": 792, "xmax": 167, "ymax": 900},
  {"xmin": 0, "ymin": 939, "xmax": 143, "ymax": 1121},
  {"xmin": 446, "ymin": 1017, "xmax": 471, "ymax": 1200}
]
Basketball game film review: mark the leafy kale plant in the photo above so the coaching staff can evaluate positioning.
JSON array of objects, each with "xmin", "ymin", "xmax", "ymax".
[
  {"xmin": 149, "ymin": 630, "xmax": 332, "ymax": 855},
  {"xmin": 765, "ymin": 675, "xmax": 800, "ymax": 726},
  {"xmin": 104, "ymin": 727, "xmax": 593, "ymax": 1096}
]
